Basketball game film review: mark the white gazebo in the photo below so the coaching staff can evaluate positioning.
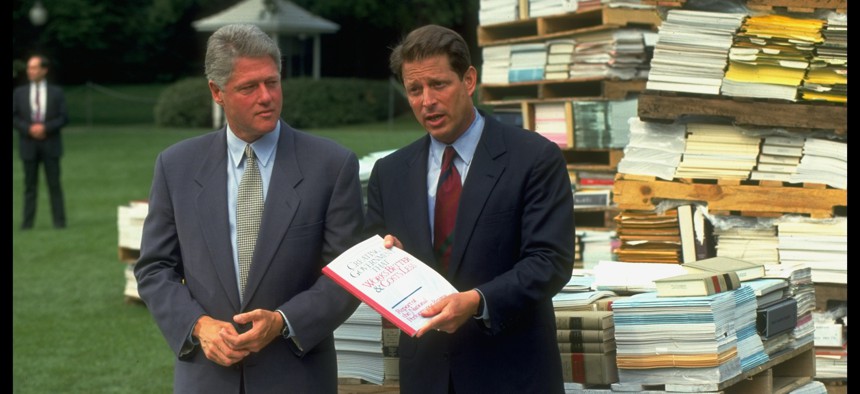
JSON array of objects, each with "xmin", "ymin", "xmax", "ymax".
[{"xmin": 193, "ymin": 0, "xmax": 339, "ymax": 79}]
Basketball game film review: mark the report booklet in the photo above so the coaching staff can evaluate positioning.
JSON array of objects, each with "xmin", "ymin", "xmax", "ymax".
[{"xmin": 323, "ymin": 235, "xmax": 458, "ymax": 337}]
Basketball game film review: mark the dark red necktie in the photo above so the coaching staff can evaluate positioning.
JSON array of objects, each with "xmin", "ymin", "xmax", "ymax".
[{"xmin": 434, "ymin": 146, "xmax": 461, "ymax": 272}]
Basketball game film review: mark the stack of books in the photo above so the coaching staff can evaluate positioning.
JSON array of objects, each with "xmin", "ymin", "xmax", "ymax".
[
  {"xmin": 715, "ymin": 224, "xmax": 779, "ymax": 265},
  {"xmin": 674, "ymin": 123, "xmax": 761, "ymax": 180},
  {"xmin": 554, "ymin": 310, "xmax": 619, "ymax": 385},
  {"xmin": 545, "ymin": 39, "xmax": 577, "ymax": 80},
  {"xmin": 613, "ymin": 208, "xmax": 683, "ymax": 264},
  {"xmin": 646, "ymin": 9, "xmax": 746, "ymax": 95},
  {"xmin": 751, "ymin": 135, "xmax": 806, "ymax": 182}
]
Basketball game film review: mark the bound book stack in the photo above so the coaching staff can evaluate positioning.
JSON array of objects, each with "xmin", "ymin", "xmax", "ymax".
[{"xmin": 554, "ymin": 310, "xmax": 619, "ymax": 385}]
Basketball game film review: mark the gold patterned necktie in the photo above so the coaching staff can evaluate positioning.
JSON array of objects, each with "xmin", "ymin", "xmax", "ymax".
[{"xmin": 237, "ymin": 144, "xmax": 263, "ymax": 297}]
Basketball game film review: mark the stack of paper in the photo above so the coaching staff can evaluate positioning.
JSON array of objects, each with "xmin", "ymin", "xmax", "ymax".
[
  {"xmin": 479, "ymin": 0, "xmax": 519, "ymax": 25},
  {"xmin": 509, "ymin": 43, "xmax": 547, "ymax": 82},
  {"xmin": 777, "ymin": 216, "xmax": 847, "ymax": 284},
  {"xmin": 534, "ymin": 102, "xmax": 570, "ymax": 148},
  {"xmin": 569, "ymin": 29, "xmax": 653, "ymax": 80},
  {"xmin": 714, "ymin": 219, "xmax": 779, "ymax": 265},
  {"xmin": 789, "ymin": 137, "xmax": 847, "ymax": 190},
  {"xmin": 529, "ymin": 0, "xmax": 577, "ymax": 17},
  {"xmin": 591, "ymin": 260, "xmax": 688, "ymax": 294},
  {"xmin": 646, "ymin": 9, "xmax": 746, "ymax": 95},
  {"xmin": 800, "ymin": 11, "xmax": 847, "ymax": 103},
  {"xmin": 613, "ymin": 208, "xmax": 683, "ymax": 264},
  {"xmin": 733, "ymin": 285, "xmax": 769, "ymax": 371},
  {"xmin": 481, "ymin": 45, "xmax": 513, "ymax": 84},
  {"xmin": 572, "ymin": 98, "xmax": 638, "ymax": 149},
  {"xmin": 722, "ymin": 14, "xmax": 825, "ymax": 101},
  {"xmin": 612, "ymin": 291, "xmax": 742, "ymax": 385},
  {"xmin": 334, "ymin": 303, "xmax": 399, "ymax": 385},
  {"xmin": 616, "ymin": 117, "xmax": 686, "ymax": 180}
]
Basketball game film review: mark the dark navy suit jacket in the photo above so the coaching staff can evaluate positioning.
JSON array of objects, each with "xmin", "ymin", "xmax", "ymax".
[
  {"xmin": 365, "ymin": 114, "xmax": 575, "ymax": 394},
  {"xmin": 12, "ymin": 83, "xmax": 67, "ymax": 159}
]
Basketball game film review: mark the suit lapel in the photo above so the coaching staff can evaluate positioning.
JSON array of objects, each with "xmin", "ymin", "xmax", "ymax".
[
  {"xmin": 399, "ymin": 137, "xmax": 436, "ymax": 265},
  {"xmin": 448, "ymin": 124, "xmax": 506, "ymax": 275},
  {"xmin": 194, "ymin": 130, "xmax": 241, "ymax": 311},
  {"xmin": 242, "ymin": 122, "xmax": 302, "ymax": 307}
]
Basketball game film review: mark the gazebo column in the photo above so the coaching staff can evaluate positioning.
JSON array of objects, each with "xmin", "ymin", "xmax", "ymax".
[{"xmin": 312, "ymin": 34, "xmax": 321, "ymax": 80}]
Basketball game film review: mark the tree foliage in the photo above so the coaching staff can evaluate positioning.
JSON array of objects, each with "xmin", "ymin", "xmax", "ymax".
[{"xmin": 12, "ymin": 0, "xmax": 479, "ymax": 85}]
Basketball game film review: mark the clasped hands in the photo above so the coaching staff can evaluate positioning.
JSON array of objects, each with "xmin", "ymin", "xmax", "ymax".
[{"xmin": 193, "ymin": 309, "xmax": 283, "ymax": 367}]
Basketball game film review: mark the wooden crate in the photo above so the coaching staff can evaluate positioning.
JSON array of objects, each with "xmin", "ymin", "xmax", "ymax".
[
  {"xmin": 480, "ymin": 78, "xmax": 646, "ymax": 105},
  {"xmin": 478, "ymin": 6, "xmax": 661, "ymax": 47}
]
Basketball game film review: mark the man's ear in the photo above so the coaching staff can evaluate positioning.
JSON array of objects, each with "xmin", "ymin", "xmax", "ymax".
[{"xmin": 208, "ymin": 81, "xmax": 224, "ymax": 106}]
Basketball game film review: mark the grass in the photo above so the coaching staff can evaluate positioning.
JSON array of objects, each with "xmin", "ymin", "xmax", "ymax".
[{"xmin": 12, "ymin": 117, "xmax": 424, "ymax": 393}]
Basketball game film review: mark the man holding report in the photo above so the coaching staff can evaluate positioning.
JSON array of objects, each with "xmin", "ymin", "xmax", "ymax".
[{"xmin": 364, "ymin": 25, "xmax": 575, "ymax": 393}]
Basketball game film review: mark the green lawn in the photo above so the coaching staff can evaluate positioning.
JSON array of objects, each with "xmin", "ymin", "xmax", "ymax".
[{"xmin": 12, "ymin": 119, "xmax": 424, "ymax": 393}]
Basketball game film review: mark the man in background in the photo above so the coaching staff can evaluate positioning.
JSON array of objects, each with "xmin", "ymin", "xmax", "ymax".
[
  {"xmin": 135, "ymin": 24, "xmax": 363, "ymax": 393},
  {"xmin": 13, "ymin": 54, "xmax": 69, "ymax": 230},
  {"xmin": 365, "ymin": 25, "xmax": 575, "ymax": 393}
]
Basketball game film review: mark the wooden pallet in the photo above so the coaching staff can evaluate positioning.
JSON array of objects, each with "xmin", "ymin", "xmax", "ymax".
[
  {"xmin": 612, "ymin": 174, "xmax": 846, "ymax": 219},
  {"xmin": 478, "ymin": 6, "xmax": 661, "ymax": 47},
  {"xmin": 481, "ymin": 78, "xmax": 646, "ymax": 105},
  {"xmin": 639, "ymin": 0, "xmax": 686, "ymax": 7},
  {"xmin": 637, "ymin": 91, "xmax": 848, "ymax": 135},
  {"xmin": 746, "ymin": 0, "xmax": 847, "ymax": 13}
]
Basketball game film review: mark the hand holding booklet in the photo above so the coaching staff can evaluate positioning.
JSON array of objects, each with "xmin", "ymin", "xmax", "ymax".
[{"xmin": 322, "ymin": 235, "xmax": 458, "ymax": 337}]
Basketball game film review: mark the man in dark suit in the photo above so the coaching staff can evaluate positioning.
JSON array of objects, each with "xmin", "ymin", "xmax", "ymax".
[
  {"xmin": 135, "ymin": 24, "xmax": 362, "ymax": 393},
  {"xmin": 12, "ymin": 54, "xmax": 68, "ymax": 230},
  {"xmin": 365, "ymin": 25, "xmax": 575, "ymax": 393}
]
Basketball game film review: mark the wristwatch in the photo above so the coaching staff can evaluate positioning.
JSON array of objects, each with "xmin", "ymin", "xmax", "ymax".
[{"xmin": 279, "ymin": 312, "xmax": 291, "ymax": 339}]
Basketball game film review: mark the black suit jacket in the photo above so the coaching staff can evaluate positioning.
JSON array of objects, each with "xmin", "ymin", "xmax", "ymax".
[
  {"xmin": 365, "ymin": 114, "xmax": 575, "ymax": 394},
  {"xmin": 135, "ymin": 122, "xmax": 363, "ymax": 394},
  {"xmin": 12, "ymin": 82, "xmax": 68, "ymax": 160}
]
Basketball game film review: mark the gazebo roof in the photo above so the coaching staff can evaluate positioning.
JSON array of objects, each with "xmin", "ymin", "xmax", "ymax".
[{"xmin": 192, "ymin": 0, "xmax": 339, "ymax": 35}]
